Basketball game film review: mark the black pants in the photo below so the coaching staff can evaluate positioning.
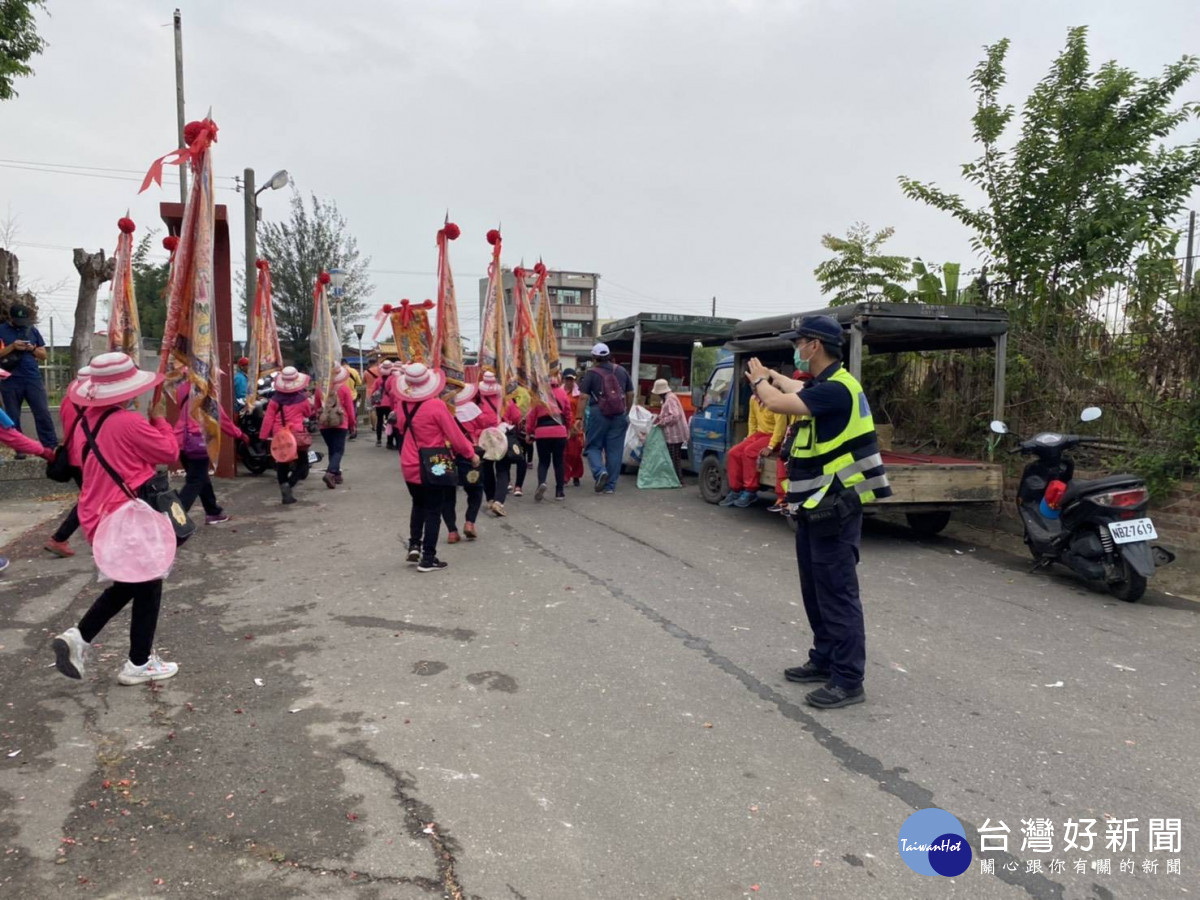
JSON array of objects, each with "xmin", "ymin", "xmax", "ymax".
[
  {"xmin": 78, "ymin": 579, "xmax": 163, "ymax": 667},
  {"xmin": 178, "ymin": 454, "xmax": 222, "ymax": 516},
  {"xmin": 795, "ymin": 505, "xmax": 865, "ymax": 691},
  {"xmin": 514, "ymin": 440, "xmax": 532, "ymax": 489},
  {"xmin": 536, "ymin": 437, "xmax": 567, "ymax": 494},
  {"xmin": 481, "ymin": 459, "xmax": 512, "ymax": 504},
  {"xmin": 441, "ymin": 459, "xmax": 483, "ymax": 531},
  {"xmin": 321, "ymin": 428, "xmax": 347, "ymax": 474},
  {"xmin": 407, "ymin": 482, "xmax": 455, "ymax": 558},
  {"xmin": 376, "ymin": 405, "xmax": 392, "ymax": 445},
  {"xmin": 52, "ymin": 470, "xmax": 84, "ymax": 543},
  {"xmin": 276, "ymin": 449, "xmax": 310, "ymax": 487},
  {"xmin": 667, "ymin": 442, "xmax": 683, "ymax": 480}
]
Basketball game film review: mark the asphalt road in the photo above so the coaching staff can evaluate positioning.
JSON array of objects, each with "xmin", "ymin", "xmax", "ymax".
[{"xmin": 1, "ymin": 442, "xmax": 1197, "ymax": 900}]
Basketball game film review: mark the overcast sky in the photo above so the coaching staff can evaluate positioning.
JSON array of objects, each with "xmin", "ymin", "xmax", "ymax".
[{"xmin": 2, "ymin": 0, "xmax": 1198, "ymax": 347}]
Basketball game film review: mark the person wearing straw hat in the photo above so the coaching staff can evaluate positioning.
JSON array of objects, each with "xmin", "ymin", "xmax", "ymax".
[
  {"xmin": 476, "ymin": 371, "xmax": 522, "ymax": 517},
  {"xmin": 650, "ymin": 378, "xmax": 689, "ymax": 483},
  {"xmin": 371, "ymin": 359, "xmax": 395, "ymax": 447},
  {"xmin": 440, "ymin": 382, "xmax": 487, "ymax": 542},
  {"xmin": 43, "ymin": 366, "xmax": 91, "ymax": 559},
  {"xmin": 172, "ymin": 374, "xmax": 247, "ymax": 524},
  {"xmin": 525, "ymin": 378, "xmax": 574, "ymax": 502},
  {"xmin": 49, "ymin": 352, "xmax": 182, "ymax": 686},
  {"xmin": 392, "ymin": 363, "xmax": 480, "ymax": 572},
  {"xmin": 315, "ymin": 365, "xmax": 358, "ymax": 489},
  {"xmin": 260, "ymin": 366, "xmax": 316, "ymax": 505}
]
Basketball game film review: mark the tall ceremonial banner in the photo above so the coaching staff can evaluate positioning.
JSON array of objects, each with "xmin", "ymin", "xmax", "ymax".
[
  {"xmin": 310, "ymin": 271, "xmax": 341, "ymax": 401},
  {"xmin": 106, "ymin": 215, "xmax": 141, "ymax": 356},
  {"xmin": 478, "ymin": 228, "xmax": 517, "ymax": 395},
  {"xmin": 372, "ymin": 299, "xmax": 434, "ymax": 362},
  {"xmin": 531, "ymin": 260, "xmax": 560, "ymax": 382},
  {"xmin": 433, "ymin": 218, "xmax": 464, "ymax": 396},
  {"xmin": 512, "ymin": 266, "xmax": 561, "ymax": 420},
  {"xmin": 140, "ymin": 116, "xmax": 223, "ymax": 463},
  {"xmin": 246, "ymin": 258, "xmax": 283, "ymax": 404}
]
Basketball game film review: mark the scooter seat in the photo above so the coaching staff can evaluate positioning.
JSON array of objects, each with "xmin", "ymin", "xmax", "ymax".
[{"xmin": 1061, "ymin": 474, "xmax": 1143, "ymax": 507}]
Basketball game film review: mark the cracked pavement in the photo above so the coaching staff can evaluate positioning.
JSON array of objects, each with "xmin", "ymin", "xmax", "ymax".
[{"xmin": 1, "ymin": 444, "xmax": 1197, "ymax": 899}]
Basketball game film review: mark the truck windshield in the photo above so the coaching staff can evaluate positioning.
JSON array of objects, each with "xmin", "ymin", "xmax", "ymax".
[{"xmin": 702, "ymin": 367, "xmax": 732, "ymax": 409}]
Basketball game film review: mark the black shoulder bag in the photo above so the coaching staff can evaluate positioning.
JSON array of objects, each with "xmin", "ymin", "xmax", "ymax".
[
  {"xmin": 46, "ymin": 414, "xmax": 83, "ymax": 483},
  {"xmin": 399, "ymin": 402, "xmax": 458, "ymax": 487},
  {"xmin": 82, "ymin": 411, "xmax": 196, "ymax": 546}
]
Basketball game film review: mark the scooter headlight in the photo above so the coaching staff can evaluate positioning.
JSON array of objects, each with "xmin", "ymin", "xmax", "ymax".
[{"xmin": 1092, "ymin": 488, "xmax": 1146, "ymax": 508}]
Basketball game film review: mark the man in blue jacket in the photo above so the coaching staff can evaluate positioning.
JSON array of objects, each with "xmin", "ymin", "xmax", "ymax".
[{"xmin": 0, "ymin": 304, "xmax": 57, "ymax": 452}]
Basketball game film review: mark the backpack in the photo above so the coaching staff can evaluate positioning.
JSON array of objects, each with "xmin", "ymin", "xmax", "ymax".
[
  {"xmin": 317, "ymin": 393, "xmax": 345, "ymax": 429},
  {"xmin": 595, "ymin": 366, "xmax": 627, "ymax": 417},
  {"xmin": 269, "ymin": 401, "xmax": 299, "ymax": 462}
]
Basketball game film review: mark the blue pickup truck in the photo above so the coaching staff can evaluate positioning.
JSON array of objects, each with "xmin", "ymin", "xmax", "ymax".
[{"xmin": 689, "ymin": 303, "xmax": 1009, "ymax": 535}]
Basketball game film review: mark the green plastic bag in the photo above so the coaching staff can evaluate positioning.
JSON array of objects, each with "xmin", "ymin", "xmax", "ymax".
[{"xmin": 637, "ymin": 426, "xmax": 681, "ymax": 489}]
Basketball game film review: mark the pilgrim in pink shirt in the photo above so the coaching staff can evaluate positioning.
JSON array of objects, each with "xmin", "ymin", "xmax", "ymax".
[
  {"xmin": 77, "ymin": 408, "xmax": 180, "ymax": 542},
  {"xmin": 172, "ymin": 382, "xmax": 245, "ymax": 451},
  {"xmin": 314, "ymin": 382, "xmax": 357, "ymax": 432},
  {"xmin": 392, "ymin": 398, "xmax": 476, "ymax": 483}
]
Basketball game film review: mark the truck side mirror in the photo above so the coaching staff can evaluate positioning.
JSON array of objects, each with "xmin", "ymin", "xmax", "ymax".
[
  {"xmin": 989, "ymin": 420, "xmax": 1008, "ymax": 435},
  {"xmin": 1080, "ymin": 407, "xmax": 1102, "ymax": 422}
]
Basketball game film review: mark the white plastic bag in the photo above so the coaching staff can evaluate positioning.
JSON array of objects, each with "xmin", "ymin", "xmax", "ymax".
[
  {"xmin": 92, "ymin": 498, "xmax": 177, "ymax": 583},
  {"xmin": 623, "ymin": 405, "xmax": 655, "ymax": 467}
]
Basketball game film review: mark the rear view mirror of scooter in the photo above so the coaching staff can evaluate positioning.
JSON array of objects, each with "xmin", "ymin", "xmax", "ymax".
[
  {"xmin": 990, "ymin": 420, "xmax": 1009, "ymax": 435},
  {"xmin": 1080, "ymin": 406, "xmax": 1102, "ymax": 422}
]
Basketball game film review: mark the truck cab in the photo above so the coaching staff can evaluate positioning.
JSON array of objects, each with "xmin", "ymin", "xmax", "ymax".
[{"xmin": 692, "ymin": 302, "xmax": 1009, "ymax": 535}]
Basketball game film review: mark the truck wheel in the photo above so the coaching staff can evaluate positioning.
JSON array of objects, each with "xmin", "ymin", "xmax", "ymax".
[
  {"xmin": 1108, "ymin": 559, "xmax": 1146, "ymax": 603},
  {"xmin": 699, "ymin": 456, "xmax": 727, "ymax": 504},
  {"xmin": 905, "ymin": 511, "xmax": 951, "ymax": 536}
]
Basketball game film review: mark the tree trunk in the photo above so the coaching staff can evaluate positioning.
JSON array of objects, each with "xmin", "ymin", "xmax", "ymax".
[{"xmin": 72, "ymin": 248, "xmax": 115, "ymax": 375}]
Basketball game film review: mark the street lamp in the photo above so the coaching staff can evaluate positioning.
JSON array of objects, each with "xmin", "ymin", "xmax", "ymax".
[
  {"xmin": 353, "ymin": 322, "xmax": 366, "ymax": 412},
  {"xmin": 329, "ymin": 267, "xmax": 347, "ymax": 344},
  {"xmin": 242, "ymin": 167, "xmax": 289, "ymax": 342}
]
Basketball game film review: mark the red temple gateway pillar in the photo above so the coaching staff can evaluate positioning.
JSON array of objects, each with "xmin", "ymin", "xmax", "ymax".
[{"xmin": 160, "ymin": 201, "xmax": 237, "ymax": 478}]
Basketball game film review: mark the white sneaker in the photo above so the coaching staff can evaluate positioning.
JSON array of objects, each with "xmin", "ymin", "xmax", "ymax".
[
  {"xmin": 52, "ymin": 627, "xmax": 89, "ymax": 680},
  {"xmin": 117, "ymin": 653, "xmax": 179, "ymax": 686}
]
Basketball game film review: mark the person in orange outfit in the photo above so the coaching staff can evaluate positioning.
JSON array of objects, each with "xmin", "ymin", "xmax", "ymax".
[{"xmin": 719, "ymin": 394, "xmax": 781, "ymax": 508}]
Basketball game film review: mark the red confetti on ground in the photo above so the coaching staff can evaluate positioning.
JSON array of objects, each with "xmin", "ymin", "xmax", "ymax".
[{"xmin": 346, "ymin": 812, "xmax": 359, "ymax": 821}]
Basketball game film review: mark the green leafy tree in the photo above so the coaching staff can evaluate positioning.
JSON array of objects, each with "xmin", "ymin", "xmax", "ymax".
[
  {"xmin": 250, "ymin": 191, "xmax": 373, "ymax": 369},
  {"xmin": 130, "ymin": 233, "xmax": 169, "ymax": 344},
  {"xmin": 813, "ymin": 223, "xmax": 911, "ymax": 306},
  {"xmin": 899, "ymin": 27, "xmax": 1200, "ymax": 306},
  {"xmin": 911, "ymin": 260, "xmax": 962, "ymax": 304},
  {"xmin": 0, "ymin": 0, "xmax": 47, "ymax": 101}
]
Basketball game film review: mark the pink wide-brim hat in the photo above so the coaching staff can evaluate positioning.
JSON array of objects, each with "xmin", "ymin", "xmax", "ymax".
[
  {"xmin": 67, "ymin": 352, "xmax": 163, "ymax": 407},
  {"xmin": 477, "ymin": 371, "xmax": 503, "ymax": 396},
  {"xmin": 332, "ymin": 365, "xmax": 350, "ymax": 385},
  {"xmin": 455, "ymin": 383, "xmax": 479, "ymax": 404},
  {"xmin": 379, "ymin": 360, "xmax": 395, "ymax": 375},
  {"xmin": 273, "ymin": 366, "xmax": 310, "ymax": 394},
  {"xmin": 395, "ymin": 363, "xmax": 446, "ymax": 402}
]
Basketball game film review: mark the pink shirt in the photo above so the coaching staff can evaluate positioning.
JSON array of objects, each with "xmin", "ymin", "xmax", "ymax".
[
  {"xmin": 314, "ymin": 382, "xmax": 357, "ymax": 432},
  {"xmin": 393, "ymin": 397, "xmax": 476, "ymax": 483},
  {"xmin": 260, "ymin": 394, "xmax": 315, "ymax": 439},
  {"xmin": 173, "ymin": 383, "xmax": 245, "ymax": 450},
  {"xmin": 525, "ymin": 386, "xmax": 573, "ymax": 440},
  {"xmin": 0, "ymin": 426, "xmax": 52, "ymax": 459},
  {"xmin": 655, "ymin": 391, "xmax": 689, "ymax": 444},
  {"xmin": 77, "ymin": 408, "xmax": 179, "ymax": 543},
  {"xmin": 478, "ymin": 395, "xmax": 521, "ymax": 429}
]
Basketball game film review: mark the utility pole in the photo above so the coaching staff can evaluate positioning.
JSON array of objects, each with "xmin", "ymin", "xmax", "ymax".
[
  {"xmin": 711, "ymin": 296, "xmax": 716, "ymax": 316},
  {"xmin": 1185, "ymin": 211, "xmax": 1196, "ymax": 292},
  {"xmin": 173, "ymin": 9, "xmax": 187, "ymax": 204},
  {"xmin": 243, "ymin": 168, "xmax": 257, "ymax": 364},
  {"xmin": 48, "ymin": 315, "xmax": 54, "ymax": 399}
]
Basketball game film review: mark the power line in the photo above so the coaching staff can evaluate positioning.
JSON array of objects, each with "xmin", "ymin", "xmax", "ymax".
[
  {"xmin": 0, "ymin": 161, "xmax": 239, "ymax": 191},
  {"xmin": 0, "ymin": 157, "xmax": 238, "ymax": 181}
]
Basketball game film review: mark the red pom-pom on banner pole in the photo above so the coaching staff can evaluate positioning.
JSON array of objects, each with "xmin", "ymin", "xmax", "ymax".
[
  {"xmin": 318, "ymin": 271, "xmax": 332, "ymax": 285},
  {"xmin": 255, "ymin": 258, "xmax": 269, "ymax": 270},
  {"xmin": 382, "ymin": 304, "xmax": 393, "ymax": 314},
  {"xmin": 162, "ymin": 235, "xmax": 179, "ymax": 252},
  {"xmin": 514, "ymin": 266, "xmax": 526, "ymax": 279},
  {"xmin": 533, "ymin": 261, "xmax": 547, "ymax": 276},
  {"xmin": 117, "ymin": 217, "xmax": 136, "ymax": 234},
  {"xmin": 442, "ymin": 222, "xmax": 461, "ymax": 240},
  {"xmin": 486, "ymin": 229, "xmax": 501, "ymax": 246}
]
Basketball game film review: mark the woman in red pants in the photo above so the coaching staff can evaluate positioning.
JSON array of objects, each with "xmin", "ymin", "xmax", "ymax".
[{"xmin": 719, "ymin": 394, "xmax": 782, "ymax": 508}]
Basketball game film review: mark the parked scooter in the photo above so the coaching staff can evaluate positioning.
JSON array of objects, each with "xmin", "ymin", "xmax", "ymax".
[
  {"xmin": 236, "ymin": 376, "xmax": 324, "ymax": 475},
  {"xmin": 990, "ymin": 408, "xmax": 1174, "ymax": 602}
]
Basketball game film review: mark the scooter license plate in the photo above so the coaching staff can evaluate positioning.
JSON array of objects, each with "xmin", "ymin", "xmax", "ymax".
[{"xmin": 1108, "ymin": 518, "xmax": 1158, "ymax": 544}]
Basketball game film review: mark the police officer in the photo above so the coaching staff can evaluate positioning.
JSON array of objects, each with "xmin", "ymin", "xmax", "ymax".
[{"xmin": 745, "ymin": 315, "xmax": 890, "ymax": 709}]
